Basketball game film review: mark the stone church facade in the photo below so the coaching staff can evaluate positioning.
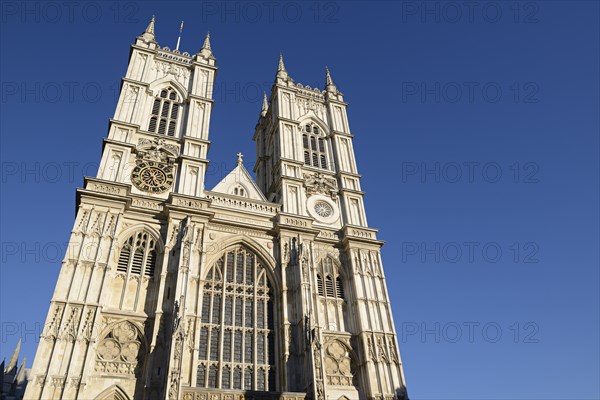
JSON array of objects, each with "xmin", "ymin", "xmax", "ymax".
[{"xmin": 24, "ymin": 17, "xmax": 408, "ymax": 400}]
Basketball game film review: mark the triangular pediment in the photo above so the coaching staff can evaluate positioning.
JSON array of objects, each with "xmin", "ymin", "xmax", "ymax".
[{"xmin": 211, "ymin": 162, "xmax": 267, "ymax": 201}]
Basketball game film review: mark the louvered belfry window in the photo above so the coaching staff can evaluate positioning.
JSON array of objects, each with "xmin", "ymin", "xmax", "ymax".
[
  {"xmin": 116, "ymin": 231, "xmax": 158, "ymax": 278},
  {"xmin": 196, "ymin": 247, "xmax": 276, "ymax": 392},
  {"xmin": 316, "ymin": 257, "xmax": 345, "ymax": 301},
  {"xmin": 147, "ymin": 87, "xmax": 180, "ymax": 137},
  {"xmin": 302, "ymin": 123, "xmax": 329, "ymax": 170}
]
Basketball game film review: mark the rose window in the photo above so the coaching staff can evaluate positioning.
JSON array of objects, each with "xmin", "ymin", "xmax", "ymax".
[{"xmin": 314, "ymin": 201, "xmax": 333, "ymax": 218}]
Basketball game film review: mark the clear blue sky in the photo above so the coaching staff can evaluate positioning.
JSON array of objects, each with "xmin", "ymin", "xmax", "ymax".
[{"xmin": 1, "ymin": 1, "xmax": 599, "ymax": 399}]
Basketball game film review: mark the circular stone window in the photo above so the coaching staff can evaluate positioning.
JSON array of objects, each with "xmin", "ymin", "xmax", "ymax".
[
  {"xmin": 307, "ymin": 195, "xmax": 339, "ymax": 224},
  {"xmin": 314, "ymin": 201, "xmax": 333, "ymax": 218}
]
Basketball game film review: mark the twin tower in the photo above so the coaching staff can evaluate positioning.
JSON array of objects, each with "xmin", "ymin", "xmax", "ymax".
[{"xmin": 24, "ymin": 17, "xmax": 408, "ymax": 400}]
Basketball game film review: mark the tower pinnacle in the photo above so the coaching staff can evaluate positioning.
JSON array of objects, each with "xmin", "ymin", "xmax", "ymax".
[
  {"xmin": 5, "ymin": 339, "xmax": 21, "ymax": 374},
  {"xmin": 199, "ymin": 31, "xmax": 213, "ymax": 59},
  {"xmin": 140, "ymin": 15, "xmax": 156, "ymax": 43},
  {"xmin": 276, "ymin": 53, "xmax": 289, "ymax": 80},
  {"xmin": 325, "ymin": 66, "xmax": 337, "ymax": 92},
  {"xmin": 261, "ymin": 92, "xmax": 268, "ymax": 117},
  {"xmin": 146, "ymin": 15, "xmax": 155, "ymax": 34},
  {"xmin": 203, "ymin": 32, "xmax": 211, "ymax": 50}
]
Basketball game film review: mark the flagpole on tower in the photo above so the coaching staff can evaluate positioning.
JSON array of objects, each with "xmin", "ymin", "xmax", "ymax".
[{"xmin": 175, "ymin": 21, "xmax": 184, "ymax": 51}]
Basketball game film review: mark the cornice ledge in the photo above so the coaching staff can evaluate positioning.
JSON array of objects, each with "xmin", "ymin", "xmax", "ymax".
[
  {"xmin": 275, "ymin": 212, "xmax": 320, "ymax": 234},
  {"xmin": 341, "ymin": 225, "xmax": 383, "ymax": 244},
  {"xmin": 166, "ymin": 193, "xmax": 213, "ymax": 216},
  {"xmin": 81, "ymin": 177, "xmax": 131, "ymax": 198}
]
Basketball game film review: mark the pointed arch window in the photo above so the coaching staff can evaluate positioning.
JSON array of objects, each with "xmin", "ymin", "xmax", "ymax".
[
  {"xmin": 315, "ymin": 256, "xmax": 348, "ymax": 332},
  {"xmin": 116, "ymin": 231, "xmax": 158, "ymax": 278},
  {"xmin": 302, "ymin": 123, "xmax": 329, "ymax": 170},
  {"xmin": 196, "ymin": 247, "xmax": 276, "ymax": 392},
  {"xmin": 148, "ymin": 87, "xmax": 180, "ymax": 137},
  {"xmin": 316, "ymin": 257, "xmax": 345, "ymax": 301}
]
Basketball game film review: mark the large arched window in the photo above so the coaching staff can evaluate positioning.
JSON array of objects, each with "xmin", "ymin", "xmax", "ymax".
[
  {"xmin": 302, "ymin": 123, "xmax": 329, "ymax": 170},
  {"xmin": 116, "ymin": 231, "xmax": 157, "ymax": 278},
  {"xmin": 148, "ymin": 87, "xmax": 180, "ymax": 136},
  {"xmin": 197, "ymin": 247, "xmax": 276, "ymax": 392}
]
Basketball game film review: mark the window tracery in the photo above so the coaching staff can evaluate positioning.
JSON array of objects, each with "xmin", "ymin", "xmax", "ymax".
[
  {"xmin": 116, "ymin": 231, "xmax": 158, "ymax": 278},
  {"xmin": 148, "ymin": 87, "xmax": 181, "ymax": 136},
  {"xmin": 196, "ymin": 247, "xmax": 276, "ymax": 392},
  {"xmin": 302, "ymin": 123, "xmax": 329, "ymax": 170}
]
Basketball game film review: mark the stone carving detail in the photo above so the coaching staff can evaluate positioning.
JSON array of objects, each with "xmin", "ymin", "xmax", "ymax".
[
  {"xmin": 153, "ymin": 60, "xmax": 191, "ymax": 84},
  {"xmin": 180, "ymin": 217, "xmax": 195, "ymax": 269},
  {"xmin": 314, "ymin": 344, "xmax": 325, "ymax": 400},
  {"xmin": 180, "ymin": 388, "xmax": 307, "ymax": 400},
  {"xmin": 388, "ymin": 337, "xmax": 399, "ymax": 364},
  {"xmin": 367, "ymin": 336, "xmax": 376, "ymax": 362},
  {"xmin": 95, "ymin": 321, "xmax": 144, "ymax": 376},
  {"xmin": 59, "ymin": 305, "xmax": 81, "ymax": 342},
  {"xmin": 324, "ymin": 340, "xmax": 354, "ymax": 386},
  {"xmin": 377, "ymin": 336, "xmax": 388, "ymax": 362},
  {"xmin": 303, "ymin": 172, "xmax": 338, "ymax": 200},
  {"xmin": 137, "ymin": 137, "xmax": 179, "ymax": 163},
  {"xmin": 307, "ymin": 322, "xmax": 326, "ymax": 400},
  {"xmin": 131, "ymin": 198, "xmax": 163, "ymax": 211},
  {"xmin": 283, "ymin": 241, "xmax": 290, "ymax": 264},
  {"xmin": 69, "ymin": 377, "xmax": 81, "ymax": 389},
  {"xmin": 35, "ymin": 375, "xmax": 46, "ymax": 388},
  {"xmin": 103, "ymin": 214, "xmax": 118, "ymax": 238},
  {"xmin": 79, "ymin": 308, "xmax": 96, "ymax": 343},
  {"xmin": 295, "ymin": 96, "xmax": 326, "ymax": 120},
  {"xmin": 88, "ymin": 182, "xmax": 124, "ymax": 195},
  {"xmin": 185, "ymin": 317, "xmax": 195, "ymax": 351},
  {"xmin": 51, "ymin": 376, "xmax": 66, "ymax": 389},
  {"xmin": 168, "ymin": 306, "xmax": 185, "ymax": 399},
  {"xmin": 43, "ymin": 303, "xmax": 64, "ymax": 341},
  {"xmin": 167, "ymin": 222, "xmax": 180, "ymax": 249},
  {"xmin": 74, "ymin": 210, "xmax": 90, "ymax": 234},
  {"xmin": 172, "ymin": 197, "xmax": 206, "ymax": 210},
  {"xmin": 126, "ymin": 85, "xmax": 140, "ymax": 101},
  {"xmin": 207, "ymin": 194, "xmax": 279, "ymax": 213},
  {"xmin": 88, "ymin": 211, "xmax": 104, "ymax": 237},
  {"xmin": 300, "ymin": 244, "xmax": 310, "ymax": 282}
]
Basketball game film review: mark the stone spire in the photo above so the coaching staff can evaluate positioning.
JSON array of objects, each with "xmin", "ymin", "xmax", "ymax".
[
  {"xmin": 325, "ymin": 66, "xmax": 337, "ymax": 93},
  {"xmin": 261, "ymin": 92, "xmax": 268, "ymax": 117},
  {"xmin": 140, "ymin": 15, "xmax": 156, "ymax": 42},
  {"xmin": 5, "ymin": 339, "xmax": 20, "ymax": 374},
  {"xmin": 15, "ymin": 357, "xmax": 26, "ymax": 382},
  {"xmin": 146, "ymin": 15, "xmax": 155, "ymax": 34},
  {"xmin": 198, "ymin": 31, "xmax": 214, "ymax": 59},
  {"xmin": 276, "ymin": 52, "xmax": 289, "ymax": 80},
  {"xmin": 202, "ymin": 32, "xmax": 211, "ymax": 50}
]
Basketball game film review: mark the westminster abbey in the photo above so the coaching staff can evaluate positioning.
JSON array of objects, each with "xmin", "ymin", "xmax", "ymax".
[{"xmin": 24, "ymin": 17, "xmax": 408, "ymax": 400}]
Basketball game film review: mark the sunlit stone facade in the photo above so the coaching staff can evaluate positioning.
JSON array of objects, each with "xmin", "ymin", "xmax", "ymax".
[{"xmin": 24, "ymin": 17, "xmax": 408, "ymax": 400}]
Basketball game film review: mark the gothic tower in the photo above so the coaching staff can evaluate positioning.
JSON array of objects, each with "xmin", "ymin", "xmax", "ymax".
[{"xmin": 24, "ymin": 18, "xmax": 408, "ymax": 400}]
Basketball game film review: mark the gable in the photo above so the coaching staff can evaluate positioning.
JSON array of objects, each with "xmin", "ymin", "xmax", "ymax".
[{"xmin": 210, "ymin": 163, "xmax": 267, "ymax": 201}]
